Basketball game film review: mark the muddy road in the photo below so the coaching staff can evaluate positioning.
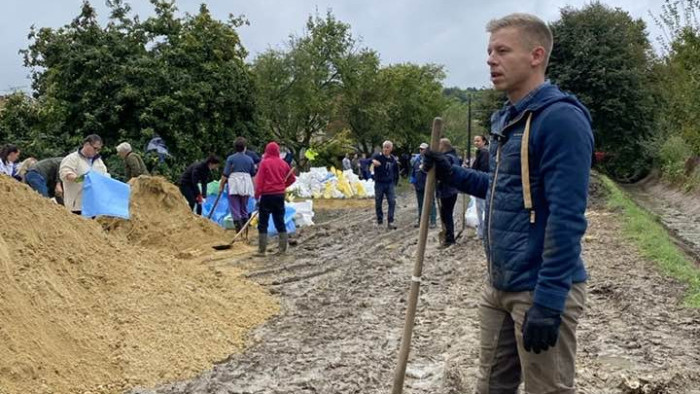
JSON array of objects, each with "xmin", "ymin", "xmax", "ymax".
[{"xmin": 133, "ymin": 183, "xmax": 700, "ymax": 394}]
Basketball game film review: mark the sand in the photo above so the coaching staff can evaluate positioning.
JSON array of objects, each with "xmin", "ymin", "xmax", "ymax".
[{"xmin": 0, "ymin": 176, "xmax": 278, "ymax": 394}]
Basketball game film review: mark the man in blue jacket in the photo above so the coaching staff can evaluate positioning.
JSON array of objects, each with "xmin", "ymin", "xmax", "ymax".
[
  {"xmin": 410, "ymin": 143, "xmax": 437, "ymax": 228},
  {"xmin": 372, "ymin": 140, "xmax": 400, "ymax": 229},
  {"xmin": 424, "ymin": 13, "xmax": 593, "ymax": 393}
]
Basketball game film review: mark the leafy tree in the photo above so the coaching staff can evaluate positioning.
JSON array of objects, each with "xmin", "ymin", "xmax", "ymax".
[
  {"xmin": 653, "ymin": 0, "xmax": 700, "ymax": 156},
  {"xmin": 381, "ymin": 63, "xmax": 447, "ymax": 153},
  {"xmin": 337, "ymin": 50, "xmax": 388, "ymax": 155},
  {"xmin": 253, "ymin": 11, "xmax": 354, "ymax": 163},
  {"xmin": 548, "ymin": 2, "xmax": 657, "ymax": 181},
  {"xmin": 19, "ymin": 0, "xmax": 256, "ymax": 179}
]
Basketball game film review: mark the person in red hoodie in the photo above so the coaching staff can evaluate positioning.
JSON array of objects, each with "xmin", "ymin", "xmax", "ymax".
[{"xmin": 254, "ymin": 141, "xmax": 296, "ymax": 256}]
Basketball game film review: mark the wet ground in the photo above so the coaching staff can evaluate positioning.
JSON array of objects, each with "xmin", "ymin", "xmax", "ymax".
[{"xmin": 132, "ymin": 179, "xmax": 700, "ymax": 394}]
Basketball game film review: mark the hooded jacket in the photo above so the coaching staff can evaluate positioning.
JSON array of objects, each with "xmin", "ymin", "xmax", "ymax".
[
  {"xmin": 255, "ymin": 142, "xmax": 296, "ymax": 199},
  {"xmin": 443, "ymin": 83, "xmax": 594, "ymax": 313}
]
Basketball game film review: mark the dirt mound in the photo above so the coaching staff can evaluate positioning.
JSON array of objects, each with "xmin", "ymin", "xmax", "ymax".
[
  {"xmin": 101, "ymin": 176, "xmax": 229, "ymax": 255},
  {"xmin": 0, "ymin": 177, "xmax": 278, "ymax": 394}
]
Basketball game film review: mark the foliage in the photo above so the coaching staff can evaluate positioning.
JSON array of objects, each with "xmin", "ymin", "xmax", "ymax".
[
  {"xmin": 549, "ymin": 2, "xmax": 657, "ymax": 182},
  {"xmin": 337, "ymin": 50, "xmax": 388, "ymax": 155},
  {"xmin": 471, "ymin": 88, "xmax": 506, "ymax": 133},
  {"xmin": 16, "ymin": 0, "xmax": 256, "ymax": 179},
  {"xmin": 602, "ymin": 175, "xmax": 700, "ymax": 307},
  {"xmin": 380, "ymin": 63, "xmax": 447, "ymax": 154},
  {"xmin": 253, "ymin": 11, "xmax": 353, "ymax": 163}
]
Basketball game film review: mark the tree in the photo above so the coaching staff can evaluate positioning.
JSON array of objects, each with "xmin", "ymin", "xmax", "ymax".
[
  {"xmin": 253, "ymin": 11, "xmax": 355, "ymax": 163},
  {"xmin": 548, "ymin": 2, "xmax": 657, "ymax": 181},
  {"xmin": 20, "ymin": 0, "xmax": 256, "ymax": 179},
  {"xmin": 337, "ymin": 50, "xmax": 388, "ymax": 155},
  {"xmin": 381, "ymin": 63, "xmax": 447, "ymax": 153}
]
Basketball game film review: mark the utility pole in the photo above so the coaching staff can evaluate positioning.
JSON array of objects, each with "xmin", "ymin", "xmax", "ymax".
[{"xmin": 467, "ymin": 93, "xmax": 472, "ymax": 165}]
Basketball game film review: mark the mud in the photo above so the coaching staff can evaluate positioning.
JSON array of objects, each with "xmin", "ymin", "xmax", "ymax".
[
  {"xmin": 623, "ymin": 175, "xmax": 700, "ymax": 263},
  {"xmin": 135, "ymin": 175, "xmax": 700, "ymax": 394}
]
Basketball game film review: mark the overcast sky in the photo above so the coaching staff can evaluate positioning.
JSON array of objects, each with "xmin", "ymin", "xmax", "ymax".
[{"xmin": 0, "ymin": 0, "xmax": 665, "ymax": 94}]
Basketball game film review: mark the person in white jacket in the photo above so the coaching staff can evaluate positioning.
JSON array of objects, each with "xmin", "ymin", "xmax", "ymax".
[{"xmin": 59, "ymin": 134, "xmax": 108, "ymax": 214}]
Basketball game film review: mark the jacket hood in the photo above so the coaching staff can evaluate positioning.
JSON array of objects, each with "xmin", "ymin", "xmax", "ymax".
[
  {"xmin": 264, "ymin": 142, "xmax": 280, "ymax": 158},
  {"xmin": 491, "ymin": 83, "xmax": 592, "ymax": 136}
]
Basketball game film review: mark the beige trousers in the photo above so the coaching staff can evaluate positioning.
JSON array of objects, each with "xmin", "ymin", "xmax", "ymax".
[{"xmin": 475, "ymin": 282, "xmax": 586, "ymax": 394}]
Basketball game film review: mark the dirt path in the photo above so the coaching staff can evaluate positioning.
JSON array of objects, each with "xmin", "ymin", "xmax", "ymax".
[{"xmin": 132, "ymin": 188, "xmax": 700, "ymax": 394}]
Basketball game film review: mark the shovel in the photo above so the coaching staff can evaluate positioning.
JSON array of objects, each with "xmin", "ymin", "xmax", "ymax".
[
  {"xmin": 207, "ymin": 189, "xmax": 224, "ymax": 220},
  {"xmin": 212, "ymin": 157, "xmax": 303, "ymax": 251},
  {"xmin": 212, "ymin": 210, "xmax": 259, "ymax": 250}
]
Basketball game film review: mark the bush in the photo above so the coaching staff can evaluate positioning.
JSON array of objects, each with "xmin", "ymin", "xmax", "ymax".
[{"xmin": 659, "ymin": 135, "xmax": 693, "ymax": 184}]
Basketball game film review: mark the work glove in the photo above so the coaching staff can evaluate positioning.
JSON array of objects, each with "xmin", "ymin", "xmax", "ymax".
[
  {"xmin": 195, "ymin": 194, "xmax": 204, "ymax": 204},
  {"xmin": 522, "ymin": 303, "xmax": 562, "ymax": 354},
  {"xmin": 421, "ymin": 149, "xmax": 453, "ymax": 181}
]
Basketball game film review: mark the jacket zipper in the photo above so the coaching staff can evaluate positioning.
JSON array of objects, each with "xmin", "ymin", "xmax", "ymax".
[{"xmin": 486, "ymin": 111, "xmax": 529, "ymax": 281}]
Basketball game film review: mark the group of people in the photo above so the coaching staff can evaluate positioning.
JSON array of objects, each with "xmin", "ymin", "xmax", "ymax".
[
  {"xmin": 367, "ymin": 135, "xmax": 489, "ymax": 249},
  {"xmin": 0, "ymin": 135, "xmax": 149, "ymax": 214},
  {"xmin": 177, "ymin": 138, "xmax": 296, "ymax": 256}
]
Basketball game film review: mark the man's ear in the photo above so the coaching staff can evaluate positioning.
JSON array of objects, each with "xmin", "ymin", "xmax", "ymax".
[{"xmin": 531, "ymin": 46, "xmax": 546, "ymax": 68}]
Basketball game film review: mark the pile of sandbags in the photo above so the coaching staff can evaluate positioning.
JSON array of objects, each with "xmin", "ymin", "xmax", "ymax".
[{"xmin": 289, "ymin": 167, "xmax": 374, "ymax": 199}]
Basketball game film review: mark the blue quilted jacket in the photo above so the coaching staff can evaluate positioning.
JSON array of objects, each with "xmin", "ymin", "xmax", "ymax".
[{"xmin": 446, "ymin": 83, "xmax": 593, "ymax": 312}]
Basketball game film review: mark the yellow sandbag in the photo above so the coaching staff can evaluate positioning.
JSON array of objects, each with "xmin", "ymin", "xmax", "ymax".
[
  {"xmin": 323, "ymin": 182, "xmax": 334, "ymax": 199},
  {"xmin": 338, "ymin": 180, "xmax": 353, "ymax": 198},
  {"xmin": 353, "ymin": 181, "xmax": 366, "ymax": 197}
]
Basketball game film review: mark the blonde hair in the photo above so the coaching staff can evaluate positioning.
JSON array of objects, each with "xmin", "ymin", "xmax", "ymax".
[
  {"xmin": 382, "ymin": 140, "xmax": 393, "ymax": 149},
  {"xmin": 486, "ymin": 13, "xmax": 553, "ymax": 67},
  {"xmin": 17, "ymin": 157, "xmax": 37, "ymax": 180}
]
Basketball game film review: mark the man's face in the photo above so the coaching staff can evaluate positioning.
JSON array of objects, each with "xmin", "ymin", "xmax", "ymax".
[
  {"xmin": 487, "ymin": 27, "xmax": 537, "ymax": 95},
  {"xmin": 473, "ymin": 136, "xmax": 485, "ymax": 149},
  {"xmin": 84, "ymin": 141, "xmax": 102, "ymax": 158},
  {"xmin": 383, "ymin": 145, "xmax": 392, "ymax": 155}
]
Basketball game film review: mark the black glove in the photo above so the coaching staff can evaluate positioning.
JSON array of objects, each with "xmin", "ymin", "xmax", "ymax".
[
  {"xmin": 522, "ymin": 303, "xmax": 562, "ymax": 354},
  {"xmin": 421, "ymin": 149, "xmax": 452, "ymax": 181}
]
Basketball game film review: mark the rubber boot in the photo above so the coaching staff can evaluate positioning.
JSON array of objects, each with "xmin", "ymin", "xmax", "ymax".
[
  {"xmin": 255, "ymin": 233, "xmax": 268, "ymax": 257},
  {"xmin": 276, "ymin": 232, "xmax": 288, "ymax": 255}
]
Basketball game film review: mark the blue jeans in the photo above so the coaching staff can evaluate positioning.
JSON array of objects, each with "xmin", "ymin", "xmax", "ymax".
[
  {"xmin": 374, "ymin": 182, "xmax": 396, "ymax": 224},
  {"xmin": 415, "ymin": 188, "xmax": 436, "ymax": 225},
  {"xmin": 25, "ymin": 170, "xmax": 49, "ymax": 197}
]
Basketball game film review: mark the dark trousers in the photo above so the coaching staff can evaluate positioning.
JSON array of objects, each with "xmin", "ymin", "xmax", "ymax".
[
  {"xmin": 415, "ymin": 188, "xmax": 437, "ymax": 225},
  {"xmin": 439, "ymin": 194, "xmax": 458, "ymax": 243},
  {"xmin": 258, "ymin": 194, "xmax": 286, "ymax": 234},
  {"xmin": 180, "ymin": 184, "xmax": 202, "ymax": 215},
  {"xmin": 374, "ymin": 182, "xmax": 396, "ymax": 224}
]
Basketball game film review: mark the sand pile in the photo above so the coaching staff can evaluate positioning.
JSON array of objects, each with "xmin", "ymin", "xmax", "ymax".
[
  {"xmin": 101, "ymin": 176, "xmax": 230, "ymax": 255},
  {"xmin": 0, "ymin": 177, "xmax": 278, "ymax": 394}
]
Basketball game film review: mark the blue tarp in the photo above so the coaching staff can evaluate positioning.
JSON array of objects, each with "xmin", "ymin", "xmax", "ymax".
[
  {"xmin": 82, "ymin": 171, "xmax": 131, "ymax": 219},
  {"xmin": 203, "ymin": 192, "xmax": 296, "ymax": 235},
  {"xmin": 202, "ymin": 188, "xmax": 231, "ymax": 228}
]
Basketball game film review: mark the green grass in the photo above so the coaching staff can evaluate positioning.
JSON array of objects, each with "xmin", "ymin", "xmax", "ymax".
[{"xmin": 602, "ymin": 175, "xmax": 700, "ymax": 307}]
